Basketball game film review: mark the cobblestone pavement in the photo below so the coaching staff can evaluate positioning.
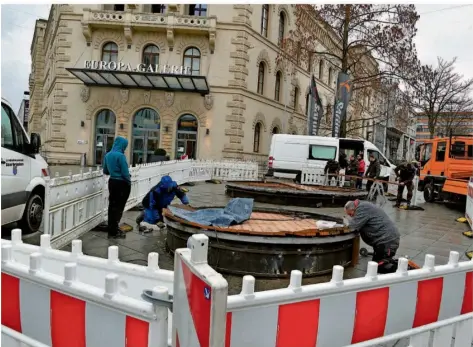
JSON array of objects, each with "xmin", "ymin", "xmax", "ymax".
[{"xmin": 55, "ymin": 181, "xmax": 473, "ymax": 297}]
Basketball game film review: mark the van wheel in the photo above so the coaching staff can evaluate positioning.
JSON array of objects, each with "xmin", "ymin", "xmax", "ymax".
[
  {"xmin": 20, "ymin": 193, "xmax": 43, "ymax": 233},
  {"xmin": 423, "ymin": 182, "xmax": 435, "ymax": 203}
]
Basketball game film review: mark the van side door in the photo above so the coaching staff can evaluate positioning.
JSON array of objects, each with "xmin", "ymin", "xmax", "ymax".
[{"xmin": 1, "ymin": 102, "xmax": 32, "ymax": 225}]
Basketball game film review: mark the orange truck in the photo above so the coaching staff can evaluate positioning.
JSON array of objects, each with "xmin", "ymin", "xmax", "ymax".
[{"xmin": 415, "ymin": 135, "xmax": 473, "ymax": 204}]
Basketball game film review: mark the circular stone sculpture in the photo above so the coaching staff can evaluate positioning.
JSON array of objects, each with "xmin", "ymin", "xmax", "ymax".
[
  {"xmin": 164, "ymin": 205, "xmax": 358, "ymax": 278},
  {"xmin": 225, "ymin": 181, "xmax": 368, "ymax": 208}
]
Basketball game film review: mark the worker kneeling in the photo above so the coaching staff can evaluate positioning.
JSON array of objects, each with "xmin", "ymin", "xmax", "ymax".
[
  {"xmin": 344, "ymin": 200, "xmax": 401, "ymax": 273},
  {"xmin": 140, "ymin": 175, "xmax": 189, "ymax": 231}
]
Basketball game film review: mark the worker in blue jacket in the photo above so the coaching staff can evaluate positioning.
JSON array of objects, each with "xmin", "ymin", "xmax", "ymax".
[
  {"xmin": 103, "ymin": 136, "xmax": 131, "ymax": 239},
  {"xmin": 139, "ymin": 175, "xmax": 189, "ymax": 231}
]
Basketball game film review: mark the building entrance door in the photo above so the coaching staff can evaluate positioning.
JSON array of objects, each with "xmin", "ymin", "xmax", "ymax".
[
  {"xmin": 175, "ymin": 114, "xmax": 198, "ymax": 159},
  {"xmin": 94, "ymin": 109, "xmax": 116, "ymax": 165},
  {"xmin": 132, "ymin": 108, "xmax": 160, "ymax": 166}
]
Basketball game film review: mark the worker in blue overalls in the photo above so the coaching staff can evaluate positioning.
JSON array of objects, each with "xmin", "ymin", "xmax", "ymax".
[{"xmin": 138, "ymin": 175, "xmax": 189, "ymax": 232}]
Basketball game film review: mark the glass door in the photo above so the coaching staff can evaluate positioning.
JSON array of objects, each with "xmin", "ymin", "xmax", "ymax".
[{"xmin": 176, "ymin": 132, "xmax": 197, "ymax": 159}]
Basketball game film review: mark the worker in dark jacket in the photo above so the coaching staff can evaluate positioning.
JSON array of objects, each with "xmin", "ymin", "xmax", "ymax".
[
  {"xmin": 347, "ymin": 155, "xmax": 360, "ymax": 188},
  {"xmin": 324, "ymin": 159, "xmax": 340, "ymax": 186},
  {"xmin": 394, "ymin": 161, "xmax": 417, "ymax": 207},
  {"xmin": 103, "ymin": 136, "xmax": 131, "ymax": 239},
  {"xmin": 365, "ymin": 153, "xmax": 381, "ymax": 192},
  {"xmin": 139, "ymin": 175, "xmax": 189, "ymax": 231},
  {"xmin": 344, "ymin": 200, "xmax": 400, "ymax": 262}
]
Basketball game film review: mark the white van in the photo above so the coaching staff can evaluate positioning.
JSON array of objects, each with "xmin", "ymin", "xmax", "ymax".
[
  {"xmin": 266, "ymin": 134, "xmax": 395, "ymax": 184},
  {"xmin": 1, "ymin": 97, "xmax": 49, "ymax": 233}
]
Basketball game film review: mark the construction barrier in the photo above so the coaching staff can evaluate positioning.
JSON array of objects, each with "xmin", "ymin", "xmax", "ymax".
[
  {"xmin": 3, "ymin": 233, "xmax": 473, "ymax": 347},
  {"xmin": 466, "ymin": 177, "xmax": 473, "ymax": 230},
  {"xmin": 43, "ymin": 160, "xmax": 259, "ymax": 249}
]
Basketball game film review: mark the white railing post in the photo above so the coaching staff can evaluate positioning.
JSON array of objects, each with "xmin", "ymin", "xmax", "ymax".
[{"xmin": 43, "ymin": 177, "xmax": 51, "ymax": 236}]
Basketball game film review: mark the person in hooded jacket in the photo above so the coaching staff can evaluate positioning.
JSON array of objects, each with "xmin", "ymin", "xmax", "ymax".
[
  {"xmin": 365, "ymin": 153, "xmax": 381, "ymax": 192},
  {"xmin": 103, "ymin": 136, "xmax": 131, "ymax": 239},
  {"xmin": 139, "ymin": 175, "xmax": 189, "ymax": 231}
]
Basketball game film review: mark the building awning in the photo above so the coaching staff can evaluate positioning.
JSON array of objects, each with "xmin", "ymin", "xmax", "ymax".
[{"xmin": 66, "ymin": 68, "xmax": 210, "ymax": 95}]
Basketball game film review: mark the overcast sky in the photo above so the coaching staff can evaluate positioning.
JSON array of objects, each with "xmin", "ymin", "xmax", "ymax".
[{"xmin": 1, "ymin": 4, "xmax": 473, "ymax": 112}]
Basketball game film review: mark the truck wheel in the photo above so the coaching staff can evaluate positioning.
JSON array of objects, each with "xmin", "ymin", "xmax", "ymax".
[
  {"xmin": 20, "ymin": 193, "xmax": 43, "ymax": 233},
  {"xmin": 423, "ymin": 182, "xmax": 435, "ymax": 203}
]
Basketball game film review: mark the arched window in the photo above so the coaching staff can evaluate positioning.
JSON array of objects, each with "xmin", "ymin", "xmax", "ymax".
[
  {"xmin": 176, "ymin": 114, "xmax": 198, "ymax": 159},
  {"xmin": 278, "ymin": 11, "xmax": 285, "ymax": 46},
  {"xmin": 257, "ymin": 62, "xmax": 265, "ymax": 95},
  {"xmin": 142, "ymin": 44, "xmax": 159, "ymax": 67},
  {"xmin": 328, "ymin": 67, "xmax": 333, "ymax": 86},
  {"xmin": 253, "ymin": 123, "xmax": 261, "ymax": 153},
  {"xmin": 274, "ymin": 71, "xmax": 281, "ymax": 101},
  {"xmin": 272, "ymin": 126, "xmax": 279, "ymax": 135},
  {"xmin": 132, "ymin": 108, "xmax": 161, "ymax": 165},
  {"xmin": 293, "ymin": 87, "xmax": 299, "ymax": 110},
  {"xmin": 183, "ymin": 47, "xmax": 201, "ymax": 76},
  {"xmin": 94, "ymin": 109, "xmax": 116, "ymax": 165},
  {"xmin": 319, "ymin": 60, "xmax": 324, "ymax": 80},
  {"xmin": 102, "ymin": 42, "xmax": 118, "ymax": 63},
  {"xmin": 261, "ymin": 4, "xmax": 269, "ymax": 37}
]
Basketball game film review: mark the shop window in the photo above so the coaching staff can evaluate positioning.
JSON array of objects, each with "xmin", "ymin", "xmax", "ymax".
[
  {"xmin": 278, "ymin": 11, "xmax": 285, "ymax": 46},
  {"xmin": 261, "ymin": 4, "xmax": 269, "ymax": 37},
  {"xmin": 274, "ymin": 71, "xmax": 281, "ymax": 101},
  {"xmin": 309, "ymin": 145, "xmax": 336, "ymax": 160},
  {"xmin": 435, "ymin": 141, "xmax": 447, "ymax": 162},
  {"xmin": 253, "ymin": 123, "xmax": 261, "ymax": 153},
  {"xmin": 176, "ymin": 114, "xmax": 198, "ymax": 159},
  {"xmin": 183, "ymin": 47, "xmax": 201, "ymax": 76},
  {"xmin": 188, "ymin": 4, "xmax": 207, "ymax": 16},
  {"xmin": 257, "ymin": 62, "xmax": 265, "ymax": 95},
  {"xmin": 132, "ymin": 108, "xmax": 161, "ymax": 165},
  {"xmin": 142, "ymin": 44, "xmax": 159, "ymax": 67},
  {"xmin": 102, "ymin": 42, "xmax": 118, "ymax": 63},
  {"xmin": 293, "ymin": 87, "xmax": 299, "ymax": 110},
  {"xmin": 319, "ymin": 60, "xmax": 324, "ymax": 80},
  {"xmin": 94, "ymin": 109, "xmax": 116, "ymax": 165}
]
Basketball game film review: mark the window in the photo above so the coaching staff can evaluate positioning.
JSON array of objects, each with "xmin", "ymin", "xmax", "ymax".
[
  {"xmin": 308, "ymin": 53, "xmax": 313, "ymax": 73},
  {"xmin": 309, "ymin": 145, "xmax": 336, "ymax": 161},
  {"xmin": 319, "ymin": 60, "xmax": 324, "ymax": 80},
  {"xmin": 278, "ymin": 12, "xmax": 285, "ymax": 46},
  {"xmin": 467, "ymin": 145, "xmax": 473, "ymax": 158},
  {"xmin": 368, "ymin": 149, "xmax": 386, "ymax": 165},
  {"xmin": 114, "ymin": 4, "xmax": 125, "ymax": 11},
  {"xmin": 328, "ymin": 67, "xmax": 333, "ymax": 86},
  {"xmin": 142, "ymin": 44, "xmax": 159, "ymax": 67},
  {"xmin": 261, "ymin": 4, "xmax": 269, "ymax": 37},
  {"xmin": 102, "ymin": 42, "xmax": 118, "ymax": 63},
  {"xmin": 188, "ymin": 4, "xmax": 207, "ymax": 16},
  {"xmin": 272, "ymin": 127, "xmax": 279, "ymax": 135},
  {"xmin": 183, "ymin": 47, "xmax": 201, "ymax": 75},
  {"xmin": 1, "ymin": 103, "xmax": 24, "ymax": 152},
  {"xmin": 293, "ymin": 87, "xmax": 299, "ymax": 110},
  {"xmin": 253, "ymin": 123, "xmax": 261, "ymax": 152},
  {"xmin": 274, "ymin": 71, "xmax": 281, "ymax": 101},
  {"xmin": 257, "ymin": 63, "xmax": 265, "ymax": 95},
  {"xmin": 435, "ymin": 141, "xmax": 447, "ymax": 161}
]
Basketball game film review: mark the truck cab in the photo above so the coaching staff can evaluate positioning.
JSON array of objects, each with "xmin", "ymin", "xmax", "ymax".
[{"xmin": 1, "ymin": 97, "xmax": 49, "ymax": 233}]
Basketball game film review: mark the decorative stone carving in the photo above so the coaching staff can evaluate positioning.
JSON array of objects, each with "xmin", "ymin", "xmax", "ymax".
[
  {"xmin": 120, "ymin": 89, "xmax": 129, "ymax": 104},
  {"xmin": 144, "ymin": 90, "xmax": 151, "ymax": 104},
  {"xmin": 80, "ymin": 86, "xmax": 90, "ymax": 103},
  {"xmin": 166, "ymin": 28, "xmax": 175, "ymax": 51},
  {"xmin": 164, "ymin": 92, "xmax": 174, "ymax": 107},
  {"xmin": 256, "ymin": 49, "xmax": 272, "ymax": 73},
  {"xmin": 204, "ymin": 94, "xmax": 214, "ymax": 110}
]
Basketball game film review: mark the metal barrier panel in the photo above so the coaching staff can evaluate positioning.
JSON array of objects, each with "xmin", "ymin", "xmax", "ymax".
[
  {"xmin": 172, "ymin": 235, "xmax": 228, "ymax": 347},
  {"xmin": 1, "ymin": 244, "xmax": 168, "ymax": 347},
  {"xmin": 225, "ymin": 254, "xmax": 473, "ymax": 347},
  {"xmin": 466, "ymin": 177, "xmax": 473, "ymax": 230}
]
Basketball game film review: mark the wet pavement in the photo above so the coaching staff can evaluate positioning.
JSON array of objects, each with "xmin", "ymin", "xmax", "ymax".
[{"xmin": 54, "ymin": 181, "xmax": 473, "ymax": 296}]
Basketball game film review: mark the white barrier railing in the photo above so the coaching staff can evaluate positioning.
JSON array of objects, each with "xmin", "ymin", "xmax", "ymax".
[
  {"xmin": 3, "ymin": 233, "xmax": 473, "ymax": 347},
  {"xmin": 466, "ymin": 177, "xmax": 473, "ymax": 230},
  {"xmin": 44, "ymin": 160, "xmax": 258, "ymax": 249}
]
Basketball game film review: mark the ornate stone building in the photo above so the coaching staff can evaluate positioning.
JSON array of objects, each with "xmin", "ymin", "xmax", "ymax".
[{"xmin": 29, "ymin": 4, "xmax": 374, "ymax": 165}]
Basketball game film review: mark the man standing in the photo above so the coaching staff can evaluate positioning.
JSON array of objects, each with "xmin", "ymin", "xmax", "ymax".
[
  {"xmin": 103, "ymin": 136, "xmax": 131, "ymax": 239},
  {"xmin": 347, "ymin": 155, "xmax": 360, "ymax": 188},
  {"xmin": 394, "ymin": 161, "xmax": 417, "ymax": 208},
  {"xmin": 365, "ymin": 153, "xmax": 380, "ymax": 192},
  {"xmin": 344, "ymin": 200, "xmax": 400, "ymax": 262},
  {"xmin": 324, "ymin": 159, "xmax": 340, "ymax": 186},
  {"xmin": 356, "ymin": 154, "xmax": 365, "ymax": 189}
]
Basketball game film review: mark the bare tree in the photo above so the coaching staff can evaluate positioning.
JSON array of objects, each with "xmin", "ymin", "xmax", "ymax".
[
  {"xmin": 403, "ymin": 57, "xmax": 473, "ymax": 138},
  {"xmin": 277, "ymin": 4, "xmax": 420, "ymax": 137}
]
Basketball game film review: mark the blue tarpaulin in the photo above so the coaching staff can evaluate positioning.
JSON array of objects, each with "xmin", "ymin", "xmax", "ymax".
[{"xmin": 168, "ymin": 198, "xmax": 254, "ymax": 227}]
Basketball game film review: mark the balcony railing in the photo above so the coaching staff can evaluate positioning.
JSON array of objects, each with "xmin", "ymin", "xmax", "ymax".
[{"xmin": 82, "ymin": 8, "xmax": 217, "ymax": 53}]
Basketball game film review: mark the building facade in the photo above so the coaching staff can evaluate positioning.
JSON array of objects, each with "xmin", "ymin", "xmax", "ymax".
[
  {"xmin": 416, "ymin": 112, "xmax": 473, "ymax": 141},
  {"xmin": 17, "ymin": 91, "xmax": 30, "ymax": 133},
  {"xmin": 29, "ymin": 4, "xmax": 376, "ymax": 166}
]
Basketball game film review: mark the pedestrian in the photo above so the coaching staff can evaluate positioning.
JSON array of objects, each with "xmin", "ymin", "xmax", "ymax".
[
  {"xmin": 365, "ymin": 153, "xmax": 380, "ymax": 193},
  {"xmin": 103, "ymin": 136, "xmax": 131, "ymax": 239},
  {"xmin": 347, "ymin": 155, "xmax": 360, "ymax": 188},
  {"xmin": 139, "ymin": 175, "xmax": 190, "ymax": 231},
  {"xmin": 356, "ymin": 154, "xmax": 365, "ymax": 189},
  {"xmin": 394, "ymin": 161, "xmax": 417, "ymax": 208},
  {"xmin": 344, "ymin": 200, "xmax": 400, "ymax": 262}
]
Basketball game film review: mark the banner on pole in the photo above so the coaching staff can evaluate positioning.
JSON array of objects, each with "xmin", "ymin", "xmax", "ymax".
[
  {"xmin": 307, "ymin": 75, "xmax": 324, "ymax": 136},
  {"xmin": 332, "ymin": 72, "xmax": 353, "ymax": 137}
]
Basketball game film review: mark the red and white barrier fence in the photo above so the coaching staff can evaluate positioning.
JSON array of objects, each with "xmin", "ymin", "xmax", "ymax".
[{"xmin": 466, "ymin": 177, "xmax": 473, "ymax": 230}]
